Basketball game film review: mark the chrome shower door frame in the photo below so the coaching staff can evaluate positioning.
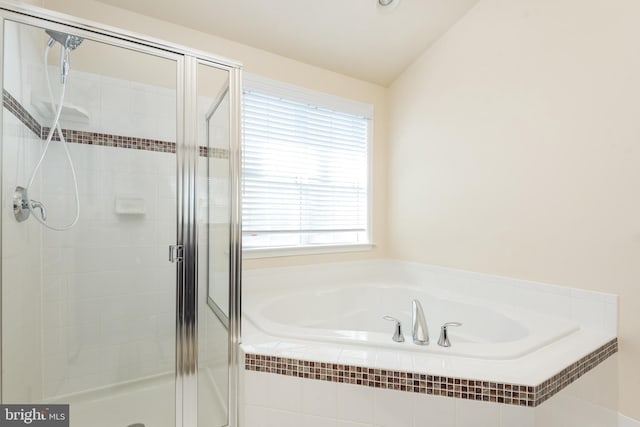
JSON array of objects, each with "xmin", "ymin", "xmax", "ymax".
[{"xmin": 0, "ymin": 3, "xmax": 243, "ymax": 427}]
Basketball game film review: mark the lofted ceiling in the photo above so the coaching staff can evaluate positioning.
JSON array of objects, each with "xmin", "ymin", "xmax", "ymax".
[{"xmin": 96, "ymin": 0, "xmax": 480, "ymax": 86}]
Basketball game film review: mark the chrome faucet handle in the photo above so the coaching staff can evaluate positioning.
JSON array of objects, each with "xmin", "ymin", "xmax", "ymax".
[
  {"xmin": 437, "ymin": 322, "xmax": 462, "ymax": 347},
  {"xmin": 30, "ymin": 199, "xmax": 47, "ymax": 221},
  {"xmin": 412, "ymin": 299, "xmax": 429, "ymax": 345},
  {"xmin": 383, "ymin": 316, "xmax": 405, "ymax": 343}
]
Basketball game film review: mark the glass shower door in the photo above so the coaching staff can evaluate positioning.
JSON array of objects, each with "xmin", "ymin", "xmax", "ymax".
[
  {"xmin": 1, "ymin": 18, "xmax": 181, "ymax": 427},
  {"xmin": 196, "ymin": 61, "xmax": 236, "ymax": 427}
]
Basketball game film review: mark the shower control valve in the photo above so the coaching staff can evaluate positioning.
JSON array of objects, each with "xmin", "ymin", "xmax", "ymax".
[
  {"xmin": 13, "ymin": 186, "xmax": 49, "ymax": 223},
  {"xmin": 30, "ymin": 200, "xmax": 47, "ymax": 221},
  {"xmin": 13, "ymin": 186, "xmax": 30, "ymax": 223}
]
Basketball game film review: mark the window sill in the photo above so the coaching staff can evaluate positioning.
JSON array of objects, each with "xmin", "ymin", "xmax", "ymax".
[{"xmin": 242, "ymin": 243, "xmax": 375, "ymax": 259}]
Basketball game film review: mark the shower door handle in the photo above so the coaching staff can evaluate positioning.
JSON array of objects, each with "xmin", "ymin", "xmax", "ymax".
[{"xmin": 169, "ymin": 244, "xmax": 184, "ymax": 263}]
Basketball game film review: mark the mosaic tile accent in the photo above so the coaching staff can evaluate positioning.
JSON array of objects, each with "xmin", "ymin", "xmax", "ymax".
[
  {"xmin": 3, "ymin": 89, "xmax": 42, "ymax": 137},
  {"xmin": 534, "ymin": 337, "xmax": 618, "ymax": 405},
  {"xmin": 42, "ymin": 127, "xmax": 177, "ymax": 154},
  {"xmin": 200, "ymin": 145, "xmax": 230, "ymax": 159},
  {"xmin": 245, "ymin": 338, "xmax": 617, "ymax": 407},
  {"xmin": 3, "ymin": 89, "xmax": 229, "ymax": 159}
]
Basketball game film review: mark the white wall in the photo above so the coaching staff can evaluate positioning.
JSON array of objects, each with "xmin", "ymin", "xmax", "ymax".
[
  {"xmin": 1, "ymin": 20, "xmax": 44, "ymax": 402},
  {"xmin": 15, "ymin": 0, "xmax": 635, "ymax": 419},
  {"xmin": 388, "ymin": 0, "xmax": 640, "ymax": 420}
]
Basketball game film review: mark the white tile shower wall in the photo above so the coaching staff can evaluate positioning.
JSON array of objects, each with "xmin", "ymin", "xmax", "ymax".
[
  {"xmin": 29, "ymin": 65, "xmax": 213, "ymax": 146},
  {"xmin": 39, "ymin": 141, "xmax": 177, "ymax": 398},
  {"xmin": 28, "ymin": 65, "xmax": 178, "ymax": 143},
  {"xmin": 1, "ymin": 112, "xmax": 44, "ymax": 402},
  {"xmin": 239, "ymin": 353, "xmax": 618, "ymax": 427},
  {"xmin": 1, "ymin": 21, "xmax": 44, "ymax": 402}
]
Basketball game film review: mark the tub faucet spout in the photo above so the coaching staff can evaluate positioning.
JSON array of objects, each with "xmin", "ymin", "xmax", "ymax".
[{"xmin": 412, "ymin": 299, "xmax": 429, "ymax": 345}]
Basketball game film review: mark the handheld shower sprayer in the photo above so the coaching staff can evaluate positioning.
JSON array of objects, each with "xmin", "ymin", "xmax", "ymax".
[
  {"xmin": 14, "ymin": 28, "xmax": 83, "ymax": 230},
  {"xmin": 45, "ymin": 29, "xmax": 83, "ymax": 84},
  {"xmin": 45, "ymin": 29, "xmax": 83, "ymax": 50}
]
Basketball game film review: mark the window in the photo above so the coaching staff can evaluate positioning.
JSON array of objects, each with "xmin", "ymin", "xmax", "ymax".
[{"xmin": 242, "ymin": 76, "xmax": 372, "ymax": 255}]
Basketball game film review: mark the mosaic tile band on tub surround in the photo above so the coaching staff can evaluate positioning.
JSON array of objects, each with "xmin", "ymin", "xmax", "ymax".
[
  {"xmin": 3, "ymin": 89, "xmax": 228, "ymax": 159},
  {"xmin": 245, "ymin": 338, "xmax": 617, "ymax": 408}
]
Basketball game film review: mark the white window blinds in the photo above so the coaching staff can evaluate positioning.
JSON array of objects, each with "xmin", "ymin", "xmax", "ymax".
[{"xmin": 242, "ymin": 89, "xmax": 370, "ymax": 250}]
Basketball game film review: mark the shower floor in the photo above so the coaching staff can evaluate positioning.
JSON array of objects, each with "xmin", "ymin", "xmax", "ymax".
[{"xmin": 53, "ymin": 374, "xmax": 226, "ymax": 427}]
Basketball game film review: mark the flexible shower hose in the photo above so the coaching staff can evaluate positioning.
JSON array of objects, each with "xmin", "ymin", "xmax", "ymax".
[{"xmin": 25, "ymin": 42, "xmax": 80, "ymax": 231}]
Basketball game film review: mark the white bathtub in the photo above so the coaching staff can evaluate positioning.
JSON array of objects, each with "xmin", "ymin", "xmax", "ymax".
[
  {"xmin": 244, "ymin": 281, "xmax": 580, "ymax": 360},
  {"xmin": 241, "ymin": 261, "xmax": 619, "ymax": 427}
]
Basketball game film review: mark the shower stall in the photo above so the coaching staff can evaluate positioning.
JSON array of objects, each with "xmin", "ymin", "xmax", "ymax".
[{"xmin": 0, "ymin": 4, "xmax": 241, "ymax": 427}]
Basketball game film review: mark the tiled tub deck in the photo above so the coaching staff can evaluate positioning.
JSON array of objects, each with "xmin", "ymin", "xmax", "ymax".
[{"xmin": 244, "ymin": 338, "xmax": 617, "ymax": 407}]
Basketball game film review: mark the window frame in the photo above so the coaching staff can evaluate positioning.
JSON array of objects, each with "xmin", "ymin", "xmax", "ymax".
[{"xmin": 241, "ymin": 73, "xmax": 374, "ymax": 258}]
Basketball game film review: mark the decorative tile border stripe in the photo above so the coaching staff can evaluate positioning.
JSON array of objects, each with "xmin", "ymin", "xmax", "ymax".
[
  {"xmin": 3, "ymin": 89, "xmax": 42, "ymax": 137},
  {"xmin": 3, "ymin": 89, "xmax": 229, "ymax": 159},
  {"xmin": 43, "ymin": 127, "xmax": 177, "ymax": 154},
  {"xmin": 200, "ymin": 146, "xmax": 230, "ymax": 159},
  {"xmin": 245, "ymin": 354, "xmax": 536, "ymax": 406},
  {"xmin": 534, "ymin": 338, "xmax": 617, "ymax": 405},
  {"xmin": 245, "ymin": 338, "xmax": 617, "ymax": 407}
]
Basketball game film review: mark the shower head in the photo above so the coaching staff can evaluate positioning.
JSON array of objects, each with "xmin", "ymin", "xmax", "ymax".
[
  {"xmin": 45, "ymin": 29, "xmax": 83, "ymax": 50},
  {"xmin": 45, "ymin": 29, "xmax": 83, "ymax": 84}
]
